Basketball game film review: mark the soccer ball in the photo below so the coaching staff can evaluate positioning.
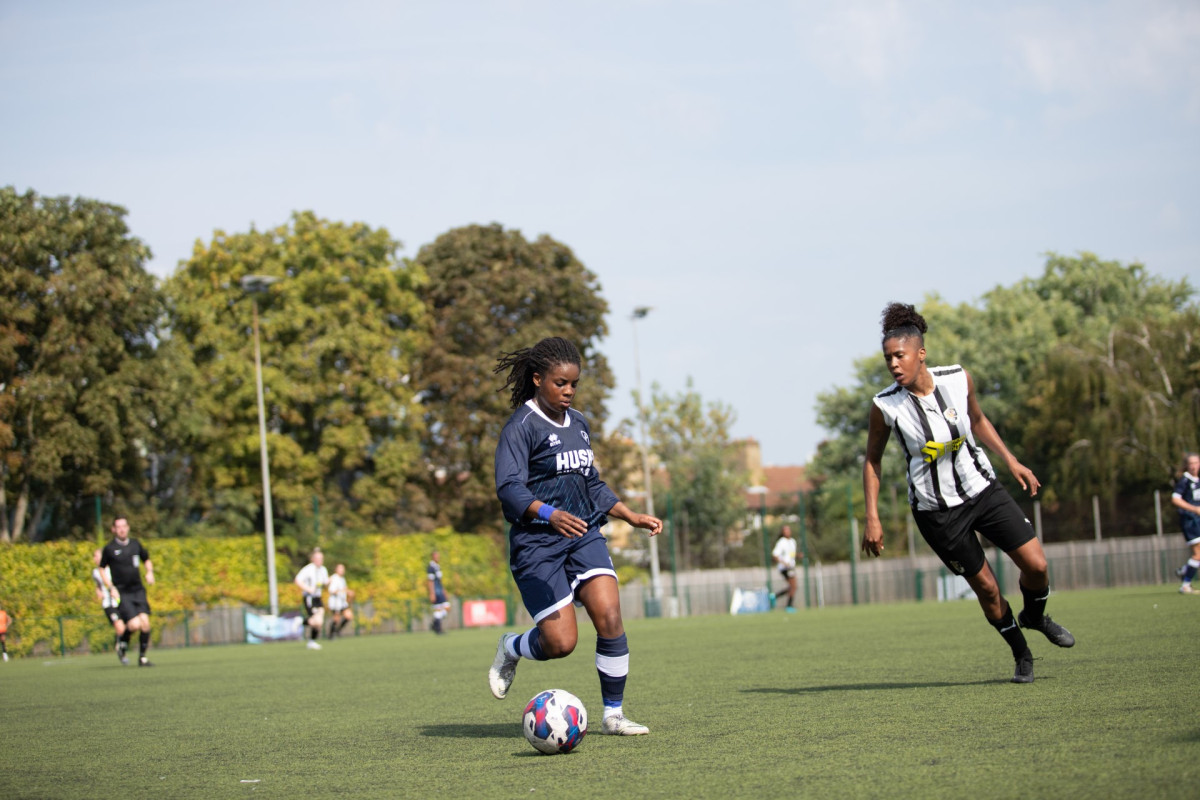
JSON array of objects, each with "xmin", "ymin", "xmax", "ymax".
[{"xmin": 522, "ymin": 689, "xmax": 588, "ymax": 754}]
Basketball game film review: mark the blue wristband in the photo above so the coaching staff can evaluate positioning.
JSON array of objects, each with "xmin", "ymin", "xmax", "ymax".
[{"xmin": 537, "ymin": 504, "xmax": 558, "ymax": 521}]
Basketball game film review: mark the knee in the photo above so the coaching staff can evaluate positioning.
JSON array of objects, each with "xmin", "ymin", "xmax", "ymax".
[
  {"xmin": 1020, "ymin": 558, "xmax": 1048, "ymax": 585},
  {"xmin": 540, "ymin": 632, "xmax": 577, "ymax": 659},
  {"xmin": 590, "ymin": 608, "xmax": 625, "ymax": 639}
]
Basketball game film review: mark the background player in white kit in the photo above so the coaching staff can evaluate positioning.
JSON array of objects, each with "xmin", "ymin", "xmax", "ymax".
[
  {"xmin": 294, "ymin": 548, "xmax": 329, "ymax": 650},
  {"xmin": 326, "ymin": 563, "xmax": 354, "ymax": 638},
  {"xmin": 771, "ymin": 525, "xmax": 800, "ymax": 612},
  {"xmin": 92, "ymin": 549, "xmax": 125, "ymax": 656}
]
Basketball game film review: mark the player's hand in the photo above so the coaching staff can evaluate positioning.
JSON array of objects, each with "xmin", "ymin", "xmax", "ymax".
[
  {"xmin": 632, "ymin": 515, "xmax": 663, "ymax": 536},
  {"xmin": 861, "ymin": 519, "xmax": 885, "ymax": 558},
  {"xmin": 549, "ymin": 509, "xmax": 588, "ymax": 538},
  {"xmin": 1009, "ymin": 461, "xmax": 1040, "ymax": 496},
  {"xmin": 145, "ymin": 573, "xmax": 155, "ymax": 586}
]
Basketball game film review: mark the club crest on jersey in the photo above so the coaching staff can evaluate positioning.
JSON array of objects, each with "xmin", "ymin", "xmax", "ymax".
[
  {"xmin": 943, "ymin": 407, "xmax": 959, "ymax": 424},
  {"xmin": 547, "ymin": 433, "xmax": 561, "ymax": 448},
  {"xmin": 580, "ymin": 431, "xmax": 589, "ymax": 444}
]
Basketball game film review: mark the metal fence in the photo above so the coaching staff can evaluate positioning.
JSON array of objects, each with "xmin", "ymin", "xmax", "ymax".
[
  {"xmin": 11, "ymin": 533, "xmax": 1191, "ymax": 658},
  {"xmin": 619, "ymin": 532, "xmax": 1192, "ymax": 618}
]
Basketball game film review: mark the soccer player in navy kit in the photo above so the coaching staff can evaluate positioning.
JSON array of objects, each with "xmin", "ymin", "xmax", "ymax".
[
  {"xmin": 427, "ymin": 550, "xmax": 450, "ymax": 634},
  {"xmin": 99, "ymin": 516, "xmax": 156, "ymax": 667},
  {"xmin": 1170, "ymin": 453, "xmax": 1200, "ymax": 594},
  {"xmin": 861, "ymin": 303, "xmax": 1074, "ymax": 683},
  {"xmin": 488, "ymin": 337, "xmax": 662, "ymax": 736}
]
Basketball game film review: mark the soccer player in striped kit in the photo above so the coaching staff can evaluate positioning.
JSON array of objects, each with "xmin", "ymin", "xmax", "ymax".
[
  {"xmin": 861, "ymin": 303, "xmax": 1074, "ymax": 683},
  {"xmin": 488, "ymin": 337, "xmax": 662, "ymax": 735}
]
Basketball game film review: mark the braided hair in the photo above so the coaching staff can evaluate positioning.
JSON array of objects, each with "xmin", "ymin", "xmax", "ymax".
[
  {"xmin": 880, "ymin": 302, "xmax": 927, "ymax": 346},
  {"xmin": 494, "ymin": 337, "xmax": 583, "ymax": 409}
]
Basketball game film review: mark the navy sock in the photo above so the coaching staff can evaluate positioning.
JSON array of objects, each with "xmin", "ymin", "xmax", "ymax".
[
  {"xmin": 596, "ymin": 634, "xmax": 630, "ymax": 710},
  {"xmin": 511, "ymin": 627, "xmax": 548, "ymax": 661}
]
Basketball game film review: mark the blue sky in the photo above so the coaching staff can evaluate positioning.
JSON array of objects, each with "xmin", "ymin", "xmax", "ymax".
[{"xmin": 3, "ymin": 1, "xmax": 1197, "ymax": 466}]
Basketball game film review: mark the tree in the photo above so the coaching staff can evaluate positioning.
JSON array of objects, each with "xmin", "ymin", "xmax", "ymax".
[
  {"xmin": 411, "ymin": 223, "xmax": 614, "ymax": 535},
  {"xmin": 0, "ymin": 187, "xmax": 167, "ymax": 541},
  {"xmin": 163, "ymin": 211, "xmax": 427, "ymax": 543},
  {"xmin": 1023, "ymin": 308, "xmax": 1200, "ymax": 503},
  {"xmin": 643, "ymin": 379, "xmax": 748, "ymax": 568}
]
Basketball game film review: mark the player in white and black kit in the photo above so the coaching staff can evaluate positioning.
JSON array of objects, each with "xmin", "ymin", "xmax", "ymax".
[
  {"xmin": 488, "ymin": 337, "xmax": 663, "ymax": 736},
  {"xmin": 861, "ymin": 303, "xmax": 1074, "ymax": 683},
  {"xmin": 99, "ymin": 516, "xmax": 156, "ymax": 667},
  {"xmin": 771, "ymin": 525, "xmax": 800, "ymax": 612},
  {"xmin": 294, "ymin": 549, "xmax": 329, "ymax": 650},
  {"xmin": 427, "ymin": 550, "xmax": 450, "ymax": 635},
  {"xmin": 326, "ymin": 563, "xmax": 354, "ymax": 638},
  {"xmin": 1170, "ymin": 453, "xmax": 1200, "ymax": 594},
  {"xmin": 92, "ymin": 548, "xmax": 125, "ymax": 657}
]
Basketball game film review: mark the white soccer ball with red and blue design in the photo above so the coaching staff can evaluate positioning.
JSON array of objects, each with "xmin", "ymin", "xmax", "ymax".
[{"xmin": 522, "ymin": 689, "xmax": 588, "ymax": 754}]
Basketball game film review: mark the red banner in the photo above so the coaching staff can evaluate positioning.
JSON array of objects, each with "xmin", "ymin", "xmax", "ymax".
[{"xmin": 462, "ymin": 599, "xmax": 507, "ymax": 628}]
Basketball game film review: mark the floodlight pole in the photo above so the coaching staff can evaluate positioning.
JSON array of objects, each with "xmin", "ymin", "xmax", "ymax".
[
  {"xmin": 243, "ymin": 275, "xmax": 280, "ymax": 617},
  {"xmin": 631, "ymin": 307, "xmax": 662, "ymax": 601}
]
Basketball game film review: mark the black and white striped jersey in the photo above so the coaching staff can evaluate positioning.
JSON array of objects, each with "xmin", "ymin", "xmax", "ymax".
[{"xmin": 873, "ymin": 365, "xmax": 996, "ymax": 512}]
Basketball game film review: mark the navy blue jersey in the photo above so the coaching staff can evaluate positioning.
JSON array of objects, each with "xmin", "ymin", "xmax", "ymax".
[
  {"xmin": 495, "ymin": 400, "xmax": 620, "ymax": 533},
  {"xmin": 1174, "ymin": 472, "xmax": 1200, "ymax": 521},
  {"xmin": 427, "ymin": 560, "xmax": 444, "ymax": 594}
]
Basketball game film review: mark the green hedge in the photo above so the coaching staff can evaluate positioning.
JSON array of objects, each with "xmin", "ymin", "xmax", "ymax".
[{"xmin": 0, "ymin": 530, "xmax": 510, "ymax": 657}]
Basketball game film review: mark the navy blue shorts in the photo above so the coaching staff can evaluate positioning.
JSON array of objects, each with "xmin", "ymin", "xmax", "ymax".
[
  {"xmin": 509, "ymin": 528, "xmax": 617, "ymax": 623},
  {"xmin": 1182, "ymin": 514, "xmax": 1200, "ymax": 545},
  {"xmin": 913, "ymin": 483, "xmax": 1036, "ymax": 577}
]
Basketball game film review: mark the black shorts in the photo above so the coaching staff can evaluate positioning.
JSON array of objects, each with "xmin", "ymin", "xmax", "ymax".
[
  {"xmin": 102, "ymin": 606, "xmax": 121, "ymax": 626},
  {"xmin": 303, "ymin": 596, "xmax": 323, "ymax": 620},
  {"xmin": 913, "ymin": 484, "xmax": 1036, "ymax": 577},
  {"xmin": 778, "ymin": 565, "xmax": 796, "ymax": 580},
  {"xmin": 115, "ymin": 588, "xmax": 151, "ymax": 622}
]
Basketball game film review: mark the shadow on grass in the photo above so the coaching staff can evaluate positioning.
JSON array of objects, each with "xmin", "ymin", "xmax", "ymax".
[
  {"xmin": 420, "ymin": 722, "xmax": 520, "ymax": 738},
  {"xmin": 743, "ymin": 679, "xmax": 1009, "ymax": 694}
]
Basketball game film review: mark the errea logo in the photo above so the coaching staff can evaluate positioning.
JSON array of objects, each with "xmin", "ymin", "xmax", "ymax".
[{"xmin": 547, "ymin": 434, "xmax": 561, "ymax": 448}]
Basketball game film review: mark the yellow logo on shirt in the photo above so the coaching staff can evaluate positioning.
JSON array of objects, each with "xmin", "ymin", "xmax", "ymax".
[{"xmin": 921, "ymin": 436, "xmax": 966, "ymax": 463}]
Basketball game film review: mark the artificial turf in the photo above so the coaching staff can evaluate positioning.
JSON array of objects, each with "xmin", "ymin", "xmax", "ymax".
[{"xmin": 1, "ymin": 584, "xmax": 1196, "ymax": 799}]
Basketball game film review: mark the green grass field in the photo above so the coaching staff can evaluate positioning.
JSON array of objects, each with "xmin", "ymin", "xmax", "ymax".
[{"xmin": 1, "ymin": 585, "xmax": 1196, "ymax": 799}]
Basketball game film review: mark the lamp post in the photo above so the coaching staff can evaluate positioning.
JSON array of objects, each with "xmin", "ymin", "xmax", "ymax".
[
  {"xmin": 241, "ymin": 274, "xmax": 281, "ymax": 617},
  {"xmin": 631, "ymin": 306, "xmax": 662, "ymax": 602}
]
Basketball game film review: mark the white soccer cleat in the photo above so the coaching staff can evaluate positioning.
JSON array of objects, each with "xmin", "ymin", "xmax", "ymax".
[
  {"xmin": 306, "ymin": 640, "xmax": 322, "ymax": 650},
  {"xmin": 488, "ymin": 633, "xmax": 519, "ymax": 699},
  {"xmin": 600, "ymin": 714, "xmax": 649, "ymax": 736}
]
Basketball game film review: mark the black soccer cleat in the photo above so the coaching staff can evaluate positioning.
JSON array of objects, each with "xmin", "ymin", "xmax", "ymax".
[
  {"xmin": 1011, "ymin": 651, "xmax": 1034, "ymax": 684},
  {"xmin": 1017, "ymin": 611, "xmax": 1075, "ymax": 648},
  {"xmin": 138, "ymin": 657, "xmax": 154, "ymax": 667}
]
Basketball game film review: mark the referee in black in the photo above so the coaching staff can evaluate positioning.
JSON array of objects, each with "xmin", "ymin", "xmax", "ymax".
[{"xmin": 100, "ymin": 515, "xmax": 156, "ymax": 666}]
